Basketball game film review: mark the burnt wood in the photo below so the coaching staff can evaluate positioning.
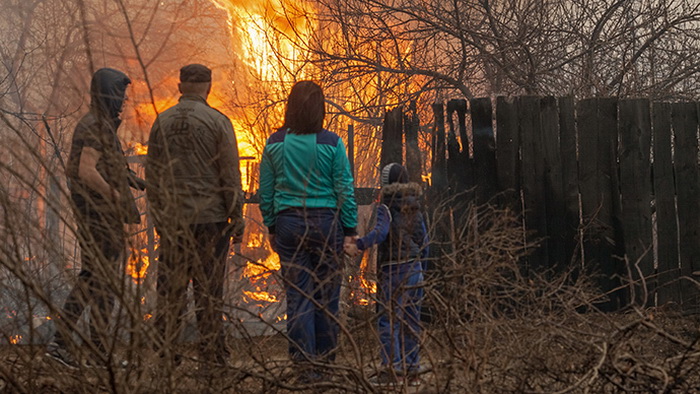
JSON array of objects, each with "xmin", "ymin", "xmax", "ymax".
[
  {"xmin": 619, "ymin": 99, "xmax": 653, "ymax": 307},
  {"xmin": 541, "ymin": 97, "xmax": 566, "ymax": 272},
  {"xmin": 431, "ymin": 103, "xmax": 447, "ymax": 193},
  {"xmin": 519, "ymin": 96, "xmax": 548, "ymax": 273},
  {"xmin": 347, "ymin": 123, "xmax": 355, "ymax": 179},
  {"xmin": 652, "ymin": 102, "xmax": 680, "ymax": 306},
  {"xmin": 405, "ymin": 102, "xmax": 422, "ymax": 184},
  {"xmin": 381, "ymin": 107, "xmax": 403, "ymax": 170},
  {"xmin": 672, "ymin": 102, "xmax": 700, "ymax": 310},
  {"xmin": 446, "ymin": 100, "xmax": 463, "ymax": 193},
  {"xmin": 577, "ymin": 98, "xmax": 624, "ymax": 310},
  {"xmin": 495, "ymin": 96, "xmax": 520, "ymax": 212},
  {"xmin": 558, "ymin": 97, "xmax": 580, "ymax": 274},
  {"xmin": 472, "ymin": 97, "xmax": 497, "ymax": 204}
]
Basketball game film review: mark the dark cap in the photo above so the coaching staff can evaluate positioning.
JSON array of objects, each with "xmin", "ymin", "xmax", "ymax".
[
  {"xmin": 179, "ymin": 64, "xmax": 211, "ymax": 83},
  {"xmin": 381, "ymin": 163, "xmax": 409, "ymax": 186}
]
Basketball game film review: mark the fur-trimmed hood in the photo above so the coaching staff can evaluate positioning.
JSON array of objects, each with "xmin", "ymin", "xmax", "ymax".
[
  {"xmin": 381, "ymin": 182, "xmax": 423, "ymax": 210},
  {"xmin": 380, "ymin": 182, "xmax": 423, "ymax": 198}
]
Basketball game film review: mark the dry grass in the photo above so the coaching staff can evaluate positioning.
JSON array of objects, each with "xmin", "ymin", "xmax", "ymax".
[{"xmin": 1, "ymin": 175, "xmax": 700, "ymax": 393}]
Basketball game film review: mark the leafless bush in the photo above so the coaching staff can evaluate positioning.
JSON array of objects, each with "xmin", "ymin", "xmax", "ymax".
[
  {"xmin": 419, "ymin": 200, "xmax": 700, "ymax": 393},
  {"xmin": 1, "ymin": 159, "xmax": 700, "ymax": 393}
]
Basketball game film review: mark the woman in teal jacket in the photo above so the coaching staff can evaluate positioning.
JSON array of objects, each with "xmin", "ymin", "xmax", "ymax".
[{"xmin": 259, "ymin": 81, "xmax": 357, "ymax": 381}]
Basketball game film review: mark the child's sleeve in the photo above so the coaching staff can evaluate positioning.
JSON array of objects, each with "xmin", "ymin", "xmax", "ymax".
[{"xmin": 357, "ymin": 204, "xmax": 391, "ymax": 251}]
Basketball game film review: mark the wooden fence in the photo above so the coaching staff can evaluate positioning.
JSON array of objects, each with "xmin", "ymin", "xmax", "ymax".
[{"xmin": 383, "ymin": 97, "xmax": 700, "ymax": 311}]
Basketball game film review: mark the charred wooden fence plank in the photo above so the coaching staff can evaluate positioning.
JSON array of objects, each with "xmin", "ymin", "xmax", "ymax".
[
  {"xmin": 472, "ymin": 97, "xmax": 497, "ymax": 205},
  {"xmin": 541, "ymin": 97, "xmax": 567, "ymax": 272},
  {"xmin": 496, "ymin": 97, "xmax": 520, "ymax": 212},
  {"xmin": 405, "ymin": 102, "xmax": 422, "ymax": 184},
  {"xmin": 558, "ymin": 96, "xmax": 580, "ymax": 275},
  {"xmin": 672, "ymin": 102, "xmax": 700, "ymax": 311},
  {"xmin": 380, "ymin": 107, "xmax": 403, "ymax": 170},
  {"xmin": 519, "ymin": 96, "xmax": 549, "ymax": 273},
  {"xmin": 577, "ymin": 98, "xmax": 625, "ymax": 310},
  {"xmin": 653, "ymin": 102, "xmax": 680, "ymax": 306},
  {"xmin": 619, "ymin": 99, "xmax": 653, "ymax": 307}
]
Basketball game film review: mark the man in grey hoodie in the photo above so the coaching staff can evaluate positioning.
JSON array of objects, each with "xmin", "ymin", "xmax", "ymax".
[{"xmin": 47, "ymin": 68, "xmax": 143, "ymax": 368}]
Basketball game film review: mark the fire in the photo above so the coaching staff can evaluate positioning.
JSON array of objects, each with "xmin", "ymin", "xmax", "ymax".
[
  {"xmin": 128, "ymin": 142, "xmax": 148, "ymax": 155},
  {"xmin": 239, "ymin": 232, "xmax": 282, "ymax": 307},
  {"xmin": 353, "ymin": 253, "xmax": 378, "ymax": 306},
  {"xmin": 242, "ymin": 252, "xmax": 280, "ymax": 281},
  {"xmin": 243, "ymin": 290, "xmax": 278, "ymax": 303},
  {"xmin": 210, "ymin": 0, "xmax": 315, "ymax": 80},
  {"xmin": 116, "ymin": 0, "xmax": 395, "ymax": 318},
  {"xmin": 9, "ymin": 335, "xmax": 21, "ymax": 345},
  {"xmin": 127, "ymin": 248, "xmax": 150, "ymax": 281}
]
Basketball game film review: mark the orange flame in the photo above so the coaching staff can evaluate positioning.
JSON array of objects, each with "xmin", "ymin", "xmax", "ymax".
[
  {"xmin": 9, "ymin": 335, "xmax": 21, "ymax": 345},
  {"xmin": 128, "ymin": 142, "xmax": 148, "ymax": 155},
  {"xmin": 127, "ymin": 248, "xmax": 150, "ymax": 281},
  {"xmin": 243, "ymin": 290, "xmax": 278, "ymax": 303},
  {"xmin": 242, "ymin": 253, "xmax": 281, "ymax": 286}
]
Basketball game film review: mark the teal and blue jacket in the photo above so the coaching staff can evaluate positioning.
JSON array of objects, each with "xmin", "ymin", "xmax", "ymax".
[{"xmin": 259, "ymin": 128, "xmax": 358, "ymax": 235}]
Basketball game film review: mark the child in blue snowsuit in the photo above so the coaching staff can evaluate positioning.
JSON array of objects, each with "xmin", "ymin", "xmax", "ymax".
[{"xmin": 350, "ymin": 163, "xmax": 428, "ymax": 385}]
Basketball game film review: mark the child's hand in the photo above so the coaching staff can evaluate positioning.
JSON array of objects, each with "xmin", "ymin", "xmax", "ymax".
[{"xmin": 343, "ymin": 239, "xmax": 359, "ymax": 257}]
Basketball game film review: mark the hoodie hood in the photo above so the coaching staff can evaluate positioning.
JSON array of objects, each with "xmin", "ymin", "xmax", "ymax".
[{"xmin": 90, "ymin": 68, "xmax": 131, "ymax": 122}]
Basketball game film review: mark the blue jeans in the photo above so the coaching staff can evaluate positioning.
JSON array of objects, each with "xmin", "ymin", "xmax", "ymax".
[
  {"xmin": 275, "ymin": 208, "xmax": 344, "ymax": 363},
  {"xmin": 377, "ymin": 260, "xmax": 424, "ymax": 372}
]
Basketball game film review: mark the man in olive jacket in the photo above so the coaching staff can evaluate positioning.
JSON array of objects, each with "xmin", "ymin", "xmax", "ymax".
[{"xmin": 146, "ymin": 64, "xmax": 244, "ymax": 365}]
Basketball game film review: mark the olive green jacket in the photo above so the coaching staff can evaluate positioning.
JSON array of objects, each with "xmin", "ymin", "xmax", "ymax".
[{"xmin": 146, "ymin": 95, "xmax": 244, "ymax": 237}]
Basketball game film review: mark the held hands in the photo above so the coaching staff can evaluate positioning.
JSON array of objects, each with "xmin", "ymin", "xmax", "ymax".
[{"xmin": 343, "ymin": 235, "xmax": 360, "ymax": 257}]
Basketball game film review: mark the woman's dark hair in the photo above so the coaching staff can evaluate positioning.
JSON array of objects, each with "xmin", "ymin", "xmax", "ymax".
[{"xmin": 283, "ymin": 80, "xmax": 325, "ymax": 134}]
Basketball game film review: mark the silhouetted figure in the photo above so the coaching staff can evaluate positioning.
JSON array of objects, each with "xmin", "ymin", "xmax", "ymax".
[{"xmin": 47, "ymin": 68, "xmax": 142, "ymax": 368}]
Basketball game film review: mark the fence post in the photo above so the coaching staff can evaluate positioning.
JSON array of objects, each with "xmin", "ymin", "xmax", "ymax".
[
  {"xmin": 653, "ymin": 102, "xmax": 681, "ymax": 306},
  {"xmin": 540, "ymin": 97, "xmax": 567, "ymax": 272},
  {"xmin": 347, "ymin": 123, "xmax": 354, "ymax": 180},
  {"xmin": 558, "ymin": 97, "xmax": 580, "ymax": 276},
  {"xmin": 672, "ymin": 102, "xmax": 700, "ymax": 311},
  {"xmin": 404, "ymin": 101, "xmax": 422, "ymax": 184},
  {"xmin": 577, "ymin": 98, "xmax": 625, "ymax": 311},
  {"xmin": 619, "ymin": 99, "xmax": 653, "ymax": 307},
  {"xmin": 446, "ymin": 99, "xmax": 469, "ymax": 194},
  {"xmin": 431, "ymin": 103, "xmax": 447, "ymax": 192},
  {"xmin": 472, "ymin": 97, "xmax": 497, "ymax": 205},
  {"xmin": 380, "ymin": 107, "xmax": 403, "ymax": 170},
  {"xmin": 495, "ymin": 97, "xmax": 520, "ymax": 212}
]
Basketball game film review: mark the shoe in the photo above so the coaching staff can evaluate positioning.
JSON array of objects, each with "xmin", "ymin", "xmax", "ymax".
[
  {"xmin": 402, "ymin": 365, "xmax": 427, "ymax": 386},
  {"xmin": 288, "ymin": 365, "xmax": 324, "ymax": 387},
  {"xmin": 404, "ymin": 374, "xmax": 421, "ymax": 387},
  {"xmin": 45, "ymin": 342, "xmax": 79, "ymax": 369},
  {"xmin": 368, "ymin": 370, "xmax": 401, "ymax": 386},
  {"xmin": 84, "ymin": 355, "xmax": 129, "ymax": 369}
]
